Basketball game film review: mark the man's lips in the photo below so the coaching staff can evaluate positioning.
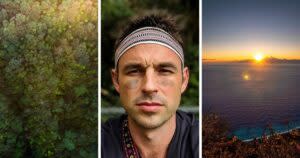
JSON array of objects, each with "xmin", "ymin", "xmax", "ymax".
[
  {"xmin": 136, "ymin": 102, "xmax": 162, "ymax": 106},
  {"xmin": 136, "ymin": 102, "xmax": 162, "ymax": 112}
]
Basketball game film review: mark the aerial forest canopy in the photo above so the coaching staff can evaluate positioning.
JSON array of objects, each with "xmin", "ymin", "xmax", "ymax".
[{"xmin": 0, "ymin": 0, "xmax": 97, "ymax": 157}]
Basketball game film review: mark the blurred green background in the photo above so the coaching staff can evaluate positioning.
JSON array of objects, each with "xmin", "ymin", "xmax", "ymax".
[
  {"xmin": 101, "ymin": 0, "xmax": 199, "ymax": 111},
  {"xmin": 0, "ymin": 0, "xmax": 97, "ymax": 157}
]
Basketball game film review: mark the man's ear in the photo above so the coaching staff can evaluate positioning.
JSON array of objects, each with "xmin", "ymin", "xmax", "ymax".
[
  {"xmin": 181, "ymin": 67, "xmax": 189, "ymax": 93},
  {"xmin": 111, "ymin": 69, "xmax": 120, "ymax": 93}
]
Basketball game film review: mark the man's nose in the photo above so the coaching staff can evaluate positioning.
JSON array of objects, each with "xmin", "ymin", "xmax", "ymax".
[{"xmin": 141, "ymin": 69, "xmax": 158, "ymax": 94}]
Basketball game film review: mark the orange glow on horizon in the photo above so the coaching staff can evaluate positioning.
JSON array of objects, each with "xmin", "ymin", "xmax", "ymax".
[{"xmin": 203, "ymin": 51, "xmax": 300, "ymax": 62}]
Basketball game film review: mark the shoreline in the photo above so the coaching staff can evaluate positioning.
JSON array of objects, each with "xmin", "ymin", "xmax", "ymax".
[{"xmin": 242, "ymin": 126, "xmax": 300, "ymax": 142}]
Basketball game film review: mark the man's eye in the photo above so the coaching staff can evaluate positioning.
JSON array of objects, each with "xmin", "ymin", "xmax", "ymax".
[
  {"xmin": 126, "ymin": 69, "xmax": 141, "ymax": 75},
  {"xmin": 159, "ymin": 69, "xmax": 173, "ymax": 74}
]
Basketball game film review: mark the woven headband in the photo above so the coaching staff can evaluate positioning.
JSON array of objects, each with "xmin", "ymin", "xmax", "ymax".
[{"xmin": 115, "ymin": 27, "xmax": 184, "ymax": 68}]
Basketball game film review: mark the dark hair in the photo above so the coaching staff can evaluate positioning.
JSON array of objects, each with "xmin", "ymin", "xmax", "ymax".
[{"xmin": 114, "ymin": 14, "xmax": 183, "ymax": 52}]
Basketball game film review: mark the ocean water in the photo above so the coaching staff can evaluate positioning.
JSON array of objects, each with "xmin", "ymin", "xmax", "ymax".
[{"xmin": 203, "ymin": 63, "xmax": 300, "ymax": 140}]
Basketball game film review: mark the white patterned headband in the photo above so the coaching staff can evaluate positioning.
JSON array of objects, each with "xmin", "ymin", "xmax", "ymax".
[{"xmin": 115, "ymin": 27, "xmax": 184, "ymax": 68}]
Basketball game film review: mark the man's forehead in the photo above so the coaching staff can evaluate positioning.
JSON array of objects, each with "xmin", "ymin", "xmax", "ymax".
[{"xmin": 118, "ymin": 44, "xmax": 182, "ymax": 68}]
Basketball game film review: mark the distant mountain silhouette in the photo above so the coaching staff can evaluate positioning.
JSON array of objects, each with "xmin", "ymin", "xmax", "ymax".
[{"xmin": 236, "ymin": 57, "xmax": 300, "ymax": 64}]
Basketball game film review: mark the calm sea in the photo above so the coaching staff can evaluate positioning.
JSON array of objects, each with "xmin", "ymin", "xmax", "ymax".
[{"xmin": 203, "ymin": 63, "xmax": 300, "ymax": 140}]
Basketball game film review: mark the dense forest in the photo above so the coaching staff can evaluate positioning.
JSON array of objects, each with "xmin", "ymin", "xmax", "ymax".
[
  {"xmin": 0, "ymin": 0, "xmax": 97, "ymax": 157},
  {"xmin": 101, "ymin": 0, "xmax": 199, "ymax": 108}
]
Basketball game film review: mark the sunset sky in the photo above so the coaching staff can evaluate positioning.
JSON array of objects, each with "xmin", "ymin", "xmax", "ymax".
[{"xmin": 203, "ymin": 0, "xmax": 300, "ymax": 61}]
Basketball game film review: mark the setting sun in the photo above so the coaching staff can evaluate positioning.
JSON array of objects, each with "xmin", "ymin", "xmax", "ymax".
[{"xmin": 254, "ymin": 53, "xmax": 264, "ymax": 62}]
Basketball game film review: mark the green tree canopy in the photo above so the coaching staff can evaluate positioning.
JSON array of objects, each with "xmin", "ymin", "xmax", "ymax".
[{"xmin": 0, "ymin": 0, "xmax": 97, "ymax": 157}]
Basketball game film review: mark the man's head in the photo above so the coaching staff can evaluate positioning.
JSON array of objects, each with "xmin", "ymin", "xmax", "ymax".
[{"xmin": 111, "ymin": 14, "xmax": 189, "ymax": 129}]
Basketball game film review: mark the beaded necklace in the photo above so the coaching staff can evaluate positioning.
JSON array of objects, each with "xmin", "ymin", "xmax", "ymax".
[{"xmin": 121, "ymin": 119, "xmax": 141, "ymax": 158}]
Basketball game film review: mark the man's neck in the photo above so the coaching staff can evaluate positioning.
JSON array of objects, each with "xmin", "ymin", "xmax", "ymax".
[{"xmin": 128, "ymin": 115, "xmax": 176, "ymax": 158}]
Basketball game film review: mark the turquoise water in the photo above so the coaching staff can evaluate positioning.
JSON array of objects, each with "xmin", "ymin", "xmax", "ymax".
[{"xmin": 203, "ymin": 63, "xmax": 300, "ymax": 140}]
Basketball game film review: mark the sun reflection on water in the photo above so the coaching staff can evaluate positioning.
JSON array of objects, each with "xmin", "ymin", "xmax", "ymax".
[{"xmin": 243, "ymin": 74, "xmax": 250, "ymax": 80}]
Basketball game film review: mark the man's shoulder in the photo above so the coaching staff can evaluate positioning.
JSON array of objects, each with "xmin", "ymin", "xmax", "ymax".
[
  {"xmin": 102, "ymin": 115, "xmax": 124, "ymax": 131},
  {"xmin": 101, "ymin": 115, "xmax": 126, "ymax": 157},
  {"xmin": 168, "ymin": 110, "xmax": 199, "ymax": 158},
  {"xmin": 101, "ymin": 114, "xmax": 127, "ymax": 138},
  {"xmin": 176, "ymin": 110, "xmax": 199, "ymax": 127}
]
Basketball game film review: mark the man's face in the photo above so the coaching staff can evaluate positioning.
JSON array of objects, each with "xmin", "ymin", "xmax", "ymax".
[{"xmin": 112, "ymin": 43, "xmax": 189, "ymax": 129}]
